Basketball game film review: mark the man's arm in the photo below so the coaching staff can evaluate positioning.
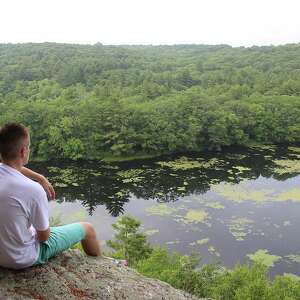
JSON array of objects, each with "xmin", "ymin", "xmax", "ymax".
[
  {"xmin": 30, "ymin": 187, "xmax": 50, "ymax": 243},
  {"xmin": 21, "ymin": 167, "xmax": 55, "ymax": 200},
  {"xmin": 36, "ymin": 228, "xmax": 50, "ymax": 242}
]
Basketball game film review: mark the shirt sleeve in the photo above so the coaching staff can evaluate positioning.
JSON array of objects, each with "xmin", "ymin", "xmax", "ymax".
[{"xmin": 29, "ymin": 186, "xmax": 49, "ymax": 231}]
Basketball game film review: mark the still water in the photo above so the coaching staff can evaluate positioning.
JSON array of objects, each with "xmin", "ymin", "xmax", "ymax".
[{"xmin": 30, "ymin": 145, "xmax": 300, "ymax": 277}]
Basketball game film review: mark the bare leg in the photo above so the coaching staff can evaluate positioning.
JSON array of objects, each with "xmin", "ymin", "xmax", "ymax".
[{"xmin": 79, "ymin": 222, "xmax": 101, "ymax": 256}]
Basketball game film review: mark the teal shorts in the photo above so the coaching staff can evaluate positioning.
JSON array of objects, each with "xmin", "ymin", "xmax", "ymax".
[{"xmin": 33, "ymin": 223, "xmax": 86, "ymax": 266}]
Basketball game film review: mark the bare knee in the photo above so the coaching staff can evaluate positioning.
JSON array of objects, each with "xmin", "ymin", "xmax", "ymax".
[{"xmin": 80, "ymin": 222, "xmax": 96, "ymax": 239}]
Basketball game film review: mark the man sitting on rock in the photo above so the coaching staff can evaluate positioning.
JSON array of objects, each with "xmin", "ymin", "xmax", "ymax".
[{"xmin": 0, "ymin": 123, "xmax": 101, "ymax": 269}]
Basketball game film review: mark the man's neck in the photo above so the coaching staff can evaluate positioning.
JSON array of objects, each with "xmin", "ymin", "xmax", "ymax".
[{"xmin": 2, "ymin": 160, "xmax": 23, "ymax": 172}]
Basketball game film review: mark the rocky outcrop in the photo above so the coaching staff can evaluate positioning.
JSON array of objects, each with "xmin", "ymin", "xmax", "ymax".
[{"xmin": 0, "ymin": 249, "xmax": 208, "ymax": 300}]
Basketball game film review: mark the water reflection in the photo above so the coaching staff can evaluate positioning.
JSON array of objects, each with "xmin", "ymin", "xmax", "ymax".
[
  {"xmin": 28, "ymin": 145, "xmax": 300, "ymax": 276},
  {"xmin": 29, "ymin": 145, "xmax": 300, "ymax": 217}
]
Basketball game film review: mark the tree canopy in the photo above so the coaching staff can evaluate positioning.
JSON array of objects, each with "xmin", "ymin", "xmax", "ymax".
[{"xmin": 1, "ymin": 42, "xmax": 300, "ymax": 160}]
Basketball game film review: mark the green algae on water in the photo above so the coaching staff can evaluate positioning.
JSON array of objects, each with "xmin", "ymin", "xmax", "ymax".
[
  {"xmin": 117, "ymin": 169, "xmax": 145, "ymax": 183},
  {"xmin": 90, "ymin": 171, "xmax": 102, "ymax": 176},
  {"xmin": 208, "ymin": 246, "xmax": 215, "ymax": 254},
  {"xmin": 122, "ymin": 177, "xmax": 144, "ymax": 183},
  {"xmin": 48, "ymin": 167, "xmax": 84, "ymax": 188},
  {"xmin": 144, "ymin": 229, "xmax": 159, "ymax": 236},
  {"xmin": 208, "ymin": 246, "xmax": 221, "ymax": 257},
  {"xmin": 157, "ymin": 156, "xmax": 223, "ymax": 171},
  {"xmin": 276, "ymin": 188, "xmax": 300, "ymax": 202},
  {"xmin": 285, "ymin": 254, "xmax": 300, "ymax": 263},
  {"xmin": 273, "ymin": 159, "xmax": 300, "ymax": 175},
  {"xmin": 187, "ymin": 238, "xmax": 210, "ymax": 247},
  {"xmin": 146, "ymin": 204, "xmax": 177, "ymax": 216},
  {"xmin": 288, "ymin": 146, "xmax": 300, "ymax": 154},
  {"xmin": 247, "ymin": 249, "xmax": 281, "ymax": 268},
  {"xmin": 180, "ymin": 209, "xmax": 209, "ymax": 224},
  {"xmin": 166, "ymin": 240, "xmax": 180, "ymax": 245},
  {"xmin": 157, "ymin": 157, "xmax": 203, "ymax": 170},
  {"xmin": 197, "ymin": 238, "xmax": 210, "ymax": 245},
  {"xmin": 115, "ymin": 189, "xmax": 130, "ymax": 198},
  {"xmin": 228, "ymin": 217, "xmax": 254, "ymax": 241},
  {"xmin": 213, "ymin": 182, "xmax": 273, "ymax": 203},
  {"xmin": 117, "ymin": 169, "xmax": 144, "ymax": 178},
  {"xmin": 225, "ymin": 154, "xmax": 247, "ymax": 160},
  {"xmin": 177, "ymin": 186, "xmax": 186, "ymax": 192},
  {"xmin": 205, "ymin": 202, "xmax": 225, "ymax": 210},
  {"xmin": 250, "ymin": 145, "xmax": 276, "ymax": 152},
  {"xmin": 214, "ymin": 181, "xmax": 300, "ymax": 204},
  {"xmin": 233, "ymin": 166, "xmax": 251, "ymax": 172}
]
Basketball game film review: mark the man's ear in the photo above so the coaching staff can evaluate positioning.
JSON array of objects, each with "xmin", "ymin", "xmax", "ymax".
[{"xmin": 20, "ymin": 145, "xmax": 26, "ymax": 159}]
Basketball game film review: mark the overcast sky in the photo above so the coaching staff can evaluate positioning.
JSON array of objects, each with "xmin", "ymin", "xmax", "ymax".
[{"xmin": 1, "ymin": 0, "xmax": 299, "ymax": 47}]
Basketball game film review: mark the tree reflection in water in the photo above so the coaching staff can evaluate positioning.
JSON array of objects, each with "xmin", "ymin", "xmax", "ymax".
[{"xmin": 29, "ymin": 145, "xmax": 300, "ymax": 217}]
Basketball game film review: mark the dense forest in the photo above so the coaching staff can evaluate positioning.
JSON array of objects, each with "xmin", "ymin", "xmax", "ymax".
[{"xmin": 1, "ymin": 42, "xmax": 300, "ymax": 160}]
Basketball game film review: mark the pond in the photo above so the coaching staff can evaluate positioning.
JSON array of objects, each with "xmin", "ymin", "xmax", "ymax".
[{"xmin": 29, "ymin": 145, "xmax": 300, "ymax": 277}]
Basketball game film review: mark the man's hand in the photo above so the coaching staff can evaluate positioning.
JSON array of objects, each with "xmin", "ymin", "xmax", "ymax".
[{"xmin": 39, "ymin": 177, "xmax": 56, "ymax": 200}]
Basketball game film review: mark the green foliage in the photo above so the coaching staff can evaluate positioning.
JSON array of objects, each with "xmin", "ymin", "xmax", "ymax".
[
  {"xmin": 71, "ymin": 242, "xmax": 84, "ymax": 252},
  {"xmin": 137, "ymin": 252, "xmax": 300, "ymax": 299},
  {"xmin": 108, "ymin": 216, "xmax": 300, "ymax": 299},
  {"xmin": 211, "ymin": 263, "xmax": 270, "ymax": 300},
  {"xmin": 135, "ymin": 247, "xmax": 222, "ymax": 297},
  {"xmin": 135, "ymin": 247, "xmax": 197, "ymax": 283},
  {"xmin": 1, "ymin": 43, "xmax": 300, "ymax": 160},
  {"xmin": 269, "ymin": 275, "xmax": 300, "ymax": 300},
  {"xmin": 106, "ymin": 215, "xmax": 152, "ymax": 265}
]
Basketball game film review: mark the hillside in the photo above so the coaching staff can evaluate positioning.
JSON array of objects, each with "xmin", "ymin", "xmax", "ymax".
[{"xmin": 1, "ymin": 43, "xmax": 300, "ymax": 160}]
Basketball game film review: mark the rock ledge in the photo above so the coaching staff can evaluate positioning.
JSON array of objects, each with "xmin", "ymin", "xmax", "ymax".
[{"xmin": 0, "ymin": 249, "xmax": 209, "ymax": 300}]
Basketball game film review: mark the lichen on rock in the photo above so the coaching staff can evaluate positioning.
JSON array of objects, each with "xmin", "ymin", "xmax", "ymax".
[{"xmin": 0, "ymin": 249, "xmax": 205, "ymax": 300}]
